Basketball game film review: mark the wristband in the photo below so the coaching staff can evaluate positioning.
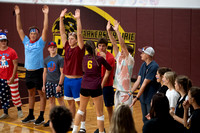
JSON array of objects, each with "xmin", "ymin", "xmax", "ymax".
[
  {"xmin": 134, "ymin": 96, "xmax": 139, "ymax": 100},
  {"xmin": 129, "ymin": 90, "xmax": 133, "ymax": 94},
  {"xmin": 128, "ymin": 93, "xmax": 131, "ymax": 97}
]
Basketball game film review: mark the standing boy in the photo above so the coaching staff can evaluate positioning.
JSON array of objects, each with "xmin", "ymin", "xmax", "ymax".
[
  {"xmin": 0, "ymin": 32, "xmax": 23, "ymax": 119},
  {"xmin": 97, "ymin": 38, "xmax": 115, "ymax": 123},
  {"xmin": 15, "ymin": 5, "xmax": 48, "ymax": 125},
  {"xmin": 42, "ymin": 41, "xmax": 65, "ymax": 127}
]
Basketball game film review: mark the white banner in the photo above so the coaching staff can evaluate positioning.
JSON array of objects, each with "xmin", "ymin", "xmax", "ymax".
[{"xmin": 0, "ymin": 0, "xmax": 200, "ymax": 9}]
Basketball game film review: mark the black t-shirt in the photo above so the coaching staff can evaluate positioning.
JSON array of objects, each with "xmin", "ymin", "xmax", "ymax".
[
  {"xmin": 189, "ymin": 109, "xmax": 200, "ymax": 133},
  {"xmin": 157, "ymin": 85, "xmax": 168, "ymax": 95},
  {"xmin": 143, "ymin": 116, "xmax": 178, "ymax": 133}
]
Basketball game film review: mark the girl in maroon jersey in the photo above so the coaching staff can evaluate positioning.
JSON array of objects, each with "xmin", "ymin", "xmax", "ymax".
[{"xmin": 72, "ymin": 40, "xmax": 112, "ymax": 133}]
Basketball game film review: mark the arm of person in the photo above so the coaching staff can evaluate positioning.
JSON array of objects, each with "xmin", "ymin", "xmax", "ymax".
[
  {"xmin": 56, "ymin": 68, "xmax": 64, "ymax": 93},
  {"xmin": 41, "ymin": 5, "xmax": 49, "ymax": 42},
  {"xmin": 183, "ymin": 100, "xmax": 190, "ymax": 128},
  {"xmin": 42, "ymin": 67, "xmax": 47, "ymax": 93},
  {"xmin": 129, "ymin": 79, "xmax": 151, "ymax": 107},
  {"xmin": 121, "ymin": 75, "xmax": 141, "ymax": 103},
  {"xmin": 101, "ymin": 70, "xmax": 111, "ymax": 89},
  {"xmin": 113, "ymin": 20, "xmax": 129, "ymax": 57},
  {"xmin": 74, "ymin": 9, "xmax": 84, "ymax": 49},
  {"xmin": 60, "ymin": 8, "xmax": 67, "ymax": 48},
  {"xmin": 8, "ymin": 59, "xmax": 18, "ymax": 84},
  {"xmin": 106, "ymin": 20, "xmax": 119, "ymax": 56},
  {"xmin": 14, "ymin": 5, "xmax": 25, "ymax": 41},
  {"xmin": 170, "ymin": 110, "xmax": 185, "ymax": 125}
]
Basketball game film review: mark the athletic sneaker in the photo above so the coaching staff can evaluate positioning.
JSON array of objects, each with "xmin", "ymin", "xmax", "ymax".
[
  {"xmin": 18, "ymin": 110, "xmax": 24, "ymax": 118},
  {"xmin": 43, "ymin": 120, "xmax": 50, "ymax": 127},
  {"xmin": 79, "ymin": 128, "xmax": 86, "ymax": 133},
  {"xmin": 34, "ymin": 116, "xmax": 45, "ymax": 125},
  {"xmin": 0, "ymin": 113, "xmax": 9, "ymax": 119},
  {"xmin": 94, "ymin": 128, "xmax": 106, "ymax": 133},
  {"xmin": 21, "ymin": 115, "xmax": 35, "ymax": 123}
]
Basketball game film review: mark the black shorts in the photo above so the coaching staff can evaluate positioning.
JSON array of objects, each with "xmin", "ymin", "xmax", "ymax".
[
  {"xmin": 80, "ymin": 88, "xmax": 102, "ymax": 98},
  {"xmin": 26, "ymin": 68, "xmax": 43, "ymax": 90},
  {"xmin": 103, "ymin": 86, "xmax": 115, "ymax": 107}
]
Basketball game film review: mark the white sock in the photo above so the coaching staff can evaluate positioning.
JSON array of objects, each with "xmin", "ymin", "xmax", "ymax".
[
  {"xmin": 71, "ymin": 119, "xmax": 74, "ymax": 128},
  {"xmin": 80, "ymin": 121, "xmax": 85, "ymax": 129},
  {"xmin": 72, "ymin": 125, "xmax": 78, "ymax": 133}
]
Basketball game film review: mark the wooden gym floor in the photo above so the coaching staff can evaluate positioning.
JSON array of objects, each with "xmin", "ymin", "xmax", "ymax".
[
  {"xmin": 0, "ymin": 98, "xmax": 143, "ymax": 133},
  {"xmin": 0, "ymin": 66, "xmax": 143, "ymax": 133}
]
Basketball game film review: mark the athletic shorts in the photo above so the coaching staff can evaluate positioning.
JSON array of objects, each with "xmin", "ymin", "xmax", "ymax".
[
  {"xmin": 80, "ymin": 88, "xmax": 102, "ymax": 98},
  {"xmin": 64, "ymin": 77, "xmax": 82, "ymax": 101},
  {"xmin": 26, "ymin": 68, "xmax": 43, "ymax": 90},
  {"xmin": 45, "ymin": 82, "xmax": 64, "ymax": 98},
  {"xmin": 103, "ymin": 86, "xmax": 115, "ymax": 107}
]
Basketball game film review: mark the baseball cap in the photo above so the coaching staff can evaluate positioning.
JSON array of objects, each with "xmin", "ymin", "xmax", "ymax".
[
  {"xmin": 138, "ymin": 46, "xmax": 155, "ymax": 56},
  {"xmin": 48, "ymin": 41, "xmax": 57, "ymax": 48},
  {"xmin": 0, "ymin": 33, "xmax": 7, "ymax": 41}
]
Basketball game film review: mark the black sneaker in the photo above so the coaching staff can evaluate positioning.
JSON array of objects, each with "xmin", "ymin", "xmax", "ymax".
[
  {"xmin": 94, "ymin": 128, "xmax": 106, "ymax": 133},
  {"xmin": 79, "ymin": 128, "xmax": 86, "ymax": 133},
  {"xmin": 43, "ymin": 120, "xmax": 50, "ymax": 127},
  {"xmin": 21, "ymin": 115, "xmax": 35, "ymax": 123},
  {"xmin": 34, "ymin": 116, "xmax": 45, "ymax": 125}
]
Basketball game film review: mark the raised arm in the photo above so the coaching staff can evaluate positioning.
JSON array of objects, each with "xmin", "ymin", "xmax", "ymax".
[
  {"xmin": 41, "ymin": 5, "xmax": 49, "ymax": 42},
  {"xmin": 60, "ymin": 9, "xmax": 67, "ymax": 48},
  {"xmin": 106, "ymin": 20, "xmax": 118, "ymax": 56},
  {"xmin": 73, "ymin": 9, "xmax": 84, "ymax": 49},
  {"xmin": 14, "ymin": 5, "xmax": 25, "ymax": 41},
  {"xmin": 183, "ymin": 100, "xmax": 190, "ymax": 128},
  {"xmin": 113, "ymin": 20, "xmax": 129, "ymax": 57}
]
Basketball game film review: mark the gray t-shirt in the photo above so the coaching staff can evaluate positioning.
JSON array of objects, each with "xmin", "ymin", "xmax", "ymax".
[{"xmin": 44, "ymin": 54, "xmax": 64, "ymax": 83}]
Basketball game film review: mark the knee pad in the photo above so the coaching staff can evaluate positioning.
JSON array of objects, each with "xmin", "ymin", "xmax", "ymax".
[
  {"xmin": 97, "ymin": 115, "xmax": 104, "ymax": 121},
  {"xmin": 77, "ymin": 109, "xmax": 84, "ymax": 116}
]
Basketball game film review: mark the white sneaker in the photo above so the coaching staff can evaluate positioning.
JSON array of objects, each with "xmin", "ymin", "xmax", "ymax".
[
  {"xmin": 18, "ymin": 110, "xmax": 23, "ymax": 118},
  {"xmin": 0, "ymin": 113, "xmax": 9, "ymax": 119}
]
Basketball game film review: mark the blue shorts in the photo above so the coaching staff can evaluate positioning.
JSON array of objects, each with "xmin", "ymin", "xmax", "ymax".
[
  {"xmin": 64, "ymin": 77, "xmax": 82, "ymax": 101},
  {"xmin": 103, "ymin": 86, "xmax": 115, "ymax": 107},
  {"xmin": 45, "ymin": 82, "xmax": 64, "ymax": 98}
]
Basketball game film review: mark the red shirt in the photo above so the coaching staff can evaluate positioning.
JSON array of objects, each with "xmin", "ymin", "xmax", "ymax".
[
  {"xmin": 63, "ymin": 41, "xmax": 85, "ymax": 76},
  {"xmin": 97, "ymin": 51, "xmax": 115, "ymax": 86},
  {"xmin": 0, "ymin": 47, "xmax": 18, "ymax": 80}
]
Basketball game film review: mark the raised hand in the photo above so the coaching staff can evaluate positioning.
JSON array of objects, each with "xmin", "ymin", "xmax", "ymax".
[
  {"xmin": 60, "ymin": 8, "xmax": 67, "ymax": 18},
  {"xmin": 183, "ymin": 100, "xmax": 190, "ymax": 110},
  {"xmin": 113, "ymin": 20, "xmax": 120, "ymax": 31},
  {"xmin": 73, "ymin": 9, "xmax": 80, "ymax": 20},
  {"xmin": 42, "ymin": 5, "xmax": 49, "ymax": 14},
  {"xmin": 106, "ymin": 20, "xmax": 111, "ymax": 31},
  {"xmin": 14, "ymin": 5, "xmax": 20, "ymax": 15}
]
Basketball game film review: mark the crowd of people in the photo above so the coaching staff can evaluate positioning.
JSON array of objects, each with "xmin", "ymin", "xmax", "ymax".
[{"xmin": 0, "ymin": 5, "xmax": 200, "ymax": 133}]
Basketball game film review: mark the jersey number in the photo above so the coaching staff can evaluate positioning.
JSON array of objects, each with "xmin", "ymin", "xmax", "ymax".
[{"xmin": 87, "ymin": 60, "xmax": 93, "ymax": 69}]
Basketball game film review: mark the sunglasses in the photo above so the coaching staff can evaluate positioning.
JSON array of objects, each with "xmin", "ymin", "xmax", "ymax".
[
  {"xmin": 68, "ymin": 32, "xmax": 77, "ymax": 36},
  {"xmin": 0, "ymin": 40, "xmax": 7, "ymax": 42}
]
